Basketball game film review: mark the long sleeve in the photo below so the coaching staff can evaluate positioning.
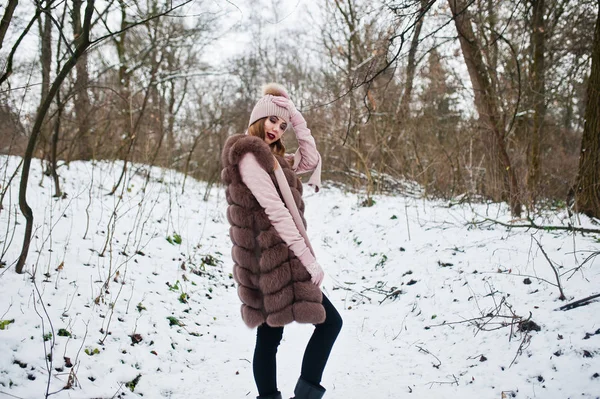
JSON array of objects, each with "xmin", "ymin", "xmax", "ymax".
[
  {"xmin": 291, "ymin": 119, "xmax": 320, "ymax": 173},
  {"xmin": 288, "ymin": 116, "xmax": 323, "ymax": 191},
  {"xmin": 238, "ymin": 153, "xmax": 316, "ymax": 267}
]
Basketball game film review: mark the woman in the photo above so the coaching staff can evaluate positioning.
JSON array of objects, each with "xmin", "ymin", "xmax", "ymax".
[{"xmin": 221, "ymin": 83, "xmax": 342, "ymax": 399}]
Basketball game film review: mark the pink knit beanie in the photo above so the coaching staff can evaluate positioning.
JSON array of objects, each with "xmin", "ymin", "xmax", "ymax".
[{"xmin": 248, "ymin": 83, "xmax": 291, "ymax": 127}]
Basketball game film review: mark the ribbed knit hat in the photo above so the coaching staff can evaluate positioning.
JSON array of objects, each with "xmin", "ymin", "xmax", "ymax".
[{"xmin": 248, "ymin": 83, "xmax": 291, "ymax": 127}]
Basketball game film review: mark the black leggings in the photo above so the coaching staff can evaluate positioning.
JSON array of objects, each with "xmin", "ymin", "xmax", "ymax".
[{"xmin": 253, "ymin": 294, "xmax": 343, "ymax": 397}]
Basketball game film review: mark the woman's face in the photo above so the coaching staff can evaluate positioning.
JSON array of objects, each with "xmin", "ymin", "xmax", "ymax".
[{"xmin": 263, "ymin": 116, "xmax": 288, "ymax": 145}]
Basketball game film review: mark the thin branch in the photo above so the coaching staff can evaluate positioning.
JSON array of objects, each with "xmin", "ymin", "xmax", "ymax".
[
  {"xmin": 0, "ymin": 9, "xmax": 42, "ymax": 86},
  {"xmin": 533, "ymin": 237, "xmax": 566, "ymax": 300},
  {"xmin": 88, "ymin": 0, "xmax": 193, "ymax": 46},
  {"xmin": 471, "ymin": 217, "xmax": 600, "ymax": 234}
]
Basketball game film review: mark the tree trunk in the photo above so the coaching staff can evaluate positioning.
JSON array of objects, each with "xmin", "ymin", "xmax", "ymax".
[
  {"xmin": 72, "ymin": 0, "xmax": 92, "ymax": 159},
  {"xmin": 527, "ymin": 0, "xmax": 546, "ymax": 207},
  {"xmin": 39, "ymin": 3, "xmax": 52, "ymax": 101},
  {"xmin": 0, "ymin": 0, "xmax": 18, "ymax": 50},
  {"xmin": 116, "ymin": 0, "xmax": 129, "ymax": 90},
  {"xmin": 574, "ymin": 2, "xmax": 600, "ymax": 218},
  {"xmin": 399, "ymin": 0, "xmax": 427, "ymax": 118},
  {"xmin": 16, "ymin": 0, "xmax": 95, "ymax": 274},
  {"xmin": 448, "ymin": 0, "xmax": 522, "ymax": 216},
  {"xmin": 37, "ymin": 1, "xmax": 53, "ymax": 174},
  {"xmin": 165, "ymin": 77, "xmax": 188, "ymax": 159},
  {"xmin": 51, "ymin": 91, "xmax": 63, "ymax": 198},
  {"xmin": 48, "ymin": 0, "xmax": 68, "ymax": 198}
]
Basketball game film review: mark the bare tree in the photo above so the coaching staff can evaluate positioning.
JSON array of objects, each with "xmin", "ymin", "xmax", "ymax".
[
  {"xmin": 36, "ymin": 1, "xmax": 53, "ymax": 187},
  {"xmin": 49, "ymin": 1, "xmax": 70, "ymax": 198},
  {"xmin": 71, "ymin": 0, "xmax": 93, "ymax": 159},
  {"xmin": 38, "ymin": 1, "xmax": 52, "ymax": 108},
  {"xmin": 398, "ymin": 0, "xmax": 428, "ymax": 118},
  {"xmin": 448, "ymin": 0, "xmax": 522, "ymax": 216},
  {"xmin": 15, "ymin": 0, "xmax": 194, "ymax": 273},
  {"xmin": 16, "ymin": 0, "xmax": 95, "ymax": 274},
  {"xmin": 527, "ymin": 0, "xmax": 546, "ymax": 206},
  {"xmin": 574, "ymin": 1, "xmax": 600, "ymax": 218}
]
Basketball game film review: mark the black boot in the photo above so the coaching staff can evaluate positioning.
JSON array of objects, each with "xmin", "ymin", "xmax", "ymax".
[
  {"xmin": 291, "ymin": 378, "xmax": 325, "ymax": 399},
  {"xmin": 257, "ymin": 391, "xmax": 282, "ymax": 399}
]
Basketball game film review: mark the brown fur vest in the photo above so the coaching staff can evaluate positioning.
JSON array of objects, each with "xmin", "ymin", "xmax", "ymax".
[{"xmin": 221, "ymin": 134, "xmax": 326, "ymax": 328}]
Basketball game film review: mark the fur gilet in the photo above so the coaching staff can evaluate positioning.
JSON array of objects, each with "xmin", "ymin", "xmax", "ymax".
[{"xmin": 221, "ymin": 134, "xmax": 326, "ymax": 328}]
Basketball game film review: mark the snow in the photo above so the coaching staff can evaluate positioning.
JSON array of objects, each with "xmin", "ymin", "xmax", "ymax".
[{"xmin": 0, "ymin": 155, "xmax": 599, "ymax": 399}]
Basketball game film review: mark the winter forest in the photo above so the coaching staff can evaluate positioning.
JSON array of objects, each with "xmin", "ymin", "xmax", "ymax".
[{"xmin": 1, "ymin": 0, "xmax": 600, "ymax": 398}]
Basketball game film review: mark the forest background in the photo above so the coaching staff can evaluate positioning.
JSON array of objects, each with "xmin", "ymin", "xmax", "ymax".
[{"xmin": 1, "ymin": 0, "xmax": 599, "ymax": 274}]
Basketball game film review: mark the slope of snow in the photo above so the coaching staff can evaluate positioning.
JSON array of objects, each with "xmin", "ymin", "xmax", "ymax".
[{"xmin": 0, "ymin": 155, "xmax": 598, "ymax": 399}]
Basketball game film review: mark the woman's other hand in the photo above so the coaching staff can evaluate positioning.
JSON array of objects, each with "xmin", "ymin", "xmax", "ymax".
[{"xmin": 305, "ymin": 261, "xmax": 325, "ymax": 286}]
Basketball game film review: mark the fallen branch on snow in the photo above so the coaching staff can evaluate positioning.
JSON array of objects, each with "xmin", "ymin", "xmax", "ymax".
[
  {"xmin": 557, "ymin": 293, "xmax": 600, "ymax": 311},
  {"xmin": 471, "ymin": 217, "xmax": 600, "ymax": 234}
]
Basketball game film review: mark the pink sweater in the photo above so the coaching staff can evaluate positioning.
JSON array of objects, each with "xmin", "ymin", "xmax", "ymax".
[{"xmin": 238, "ymin": 121, "xmax": 321, "ymax": 267}]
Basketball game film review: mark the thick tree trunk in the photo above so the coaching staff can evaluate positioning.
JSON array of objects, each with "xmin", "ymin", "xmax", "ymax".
[
  {"xmin": 574, "ymin": 2, "xmax": 600, "ymax": 218},
  {"xmin": 72, "ymin": 0, "xmax": 92, "ymax": 159},
  {"xmin": 527, "ymin": 0, "xmax": 546, "ymax": 207},
  {"xmin": 448, "ymin": 0, "xmax": 522, "ymax": 216}
]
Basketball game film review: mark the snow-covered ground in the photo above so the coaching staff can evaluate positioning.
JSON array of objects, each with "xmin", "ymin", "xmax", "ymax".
[{"xmin": 0, "ymin": 155, "xmax": 598, "ymax": 399}]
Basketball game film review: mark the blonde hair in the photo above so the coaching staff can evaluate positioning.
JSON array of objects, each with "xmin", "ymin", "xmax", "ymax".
[{"xmin": 247, "ymin": 117, "xmax": 286, "ymax": 157}]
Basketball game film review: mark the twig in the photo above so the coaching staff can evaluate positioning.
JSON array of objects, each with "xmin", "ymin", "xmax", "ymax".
[
  {"xmin": 31, "ymin": 277, "xmax": 56, "ymax": 398},
  {"xmin": 416, "ymin": 345, "xmax": 442, "ymax": 368},
  {"xmin": 533, "ymin": 237, "xmax": 566, "ymax": 300},
  {"xmin": 98, "ymin": 273, "xmax": 126, "ymax": 345},
  {"xmin": 509, "ymin": 332, "xmax": 531, "ymax": 368},
  {"xmin": 428, "ymin": 295, "xmax": 524, "ymax": 335},
  {"xmin": 109, "ymin": 382, "xmax": 125, "ymax": 399},
  {"xmin": 1, "ymin": 299, "xmax": 12, "ymax": 320},
  {"xmin": 404, "ymin": 199, "xmax": 411, "ymax": 241},
  {"xmin": 426, "ymin": 374, "xmax": 459, "ymax": 388},
  {"xmin": 564, "ymin": 250, "xmax": 600, "ymax": 280},
  {"xmin": 333, "ymin": 283, "xmax": 372, "ymax": 302},
  {"xmin": 480, "ymin": 270, "xmax": 558, "ymax": 288},
  {"xmin": 0, "ymin": 391, "xmax": 27, "ymax": 398}
]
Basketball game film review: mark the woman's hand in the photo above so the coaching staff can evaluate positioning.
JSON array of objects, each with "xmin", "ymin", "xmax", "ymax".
[
  {"xmin": 272, "ymin": 97, "xmax": 305, "ymax": 127},
  {"xmin": 305, "ymin": 261, "xmax": 325, "ymax": 286}
]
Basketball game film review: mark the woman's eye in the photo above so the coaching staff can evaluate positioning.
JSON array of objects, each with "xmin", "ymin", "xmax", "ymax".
[
  {"xmin": 269, "ymin": 116, "xmax": 277, "ymax": 123},
  {"xmin": 281, "ymin": 124, "xmax": 287, "ymax": 131}
]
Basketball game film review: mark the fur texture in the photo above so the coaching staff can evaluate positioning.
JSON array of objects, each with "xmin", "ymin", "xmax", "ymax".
[
  {"xmin": 262, "ymin": 82, "xmax": 290, "ymax": 99},
  {"xmin": 222, "ymin": 134, "xmax": 325, "ymax": 328}
]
